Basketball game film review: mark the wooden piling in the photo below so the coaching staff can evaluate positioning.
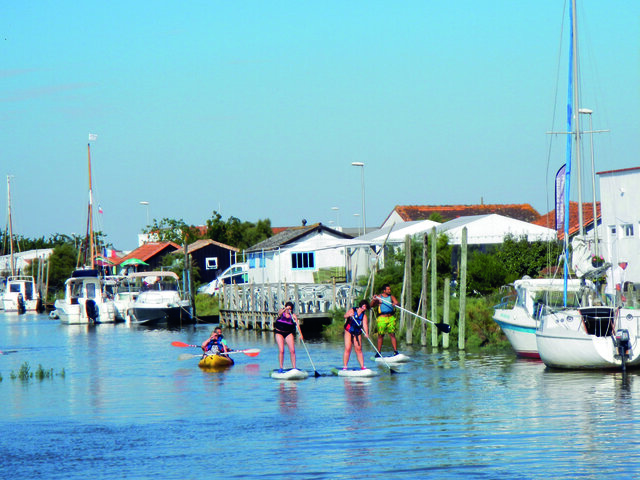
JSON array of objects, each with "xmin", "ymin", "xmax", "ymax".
[
  {"xmin": 430, "ymin": 227, "xmax": 438, "ymax": 347},
  {"xmin": 458, "ymin": 227, "xmax": 467, "ymax": 350},
  {"xmin": 443, "ymin": 276, "xmax": 450, "ymax": 349},
  {"xmin": 403, "ymin": 234, "xmax": 412, "ymax": 344},
  {"xmin": 421, "ymin": 233, "xmax": 428, "ymax": 346}
]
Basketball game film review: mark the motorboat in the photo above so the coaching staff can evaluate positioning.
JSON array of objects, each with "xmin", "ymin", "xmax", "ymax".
[
  {"xmin": 493, "ymin": 277, "xmax": 593, "ymax": 358},
  {"xmin": 54, "ymin": 269, "xmax": 118, "ymax": 324},
  {"xmin": 129, "ymin": 271, "xmax": 194, "ymax": 325},
  {"xmin": 1, "ymin": 275, "xmax": 44, "ymax": 313}
]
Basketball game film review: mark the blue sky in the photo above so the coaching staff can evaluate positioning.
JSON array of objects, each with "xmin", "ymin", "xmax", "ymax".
[{"xmin": 2, "ymin": 1, "xmax": 639, "ymax": 250}]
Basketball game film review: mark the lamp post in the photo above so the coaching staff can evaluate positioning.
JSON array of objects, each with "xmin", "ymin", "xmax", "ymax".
[
  {"xmin": 351, "ymin": 162, "xmax": 366, "ymax": 234},
  {"xmin": 331, "ymin": 206, "xmax": 340, "ymax": 230},
  {"xmin": 139, "ymin": 201, "xmax": 150, "ymax": 226}
]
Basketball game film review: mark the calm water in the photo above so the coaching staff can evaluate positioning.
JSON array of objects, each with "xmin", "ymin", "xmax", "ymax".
[{"xmin": 1, "ymin": 312, "xmax": 639, "ymax": 479}]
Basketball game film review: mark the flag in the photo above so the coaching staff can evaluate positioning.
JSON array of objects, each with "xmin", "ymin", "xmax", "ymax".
[
  {"xmin": 98, "ymin": 205, "xmax": 103, "ymax": 214},
  {"xmin": 88, "ymin": 133, "xmax": 98, "ymax": 141},
  {"xmin": 555, "ymin": 164, "xmax": 566, "ymax": 232}
]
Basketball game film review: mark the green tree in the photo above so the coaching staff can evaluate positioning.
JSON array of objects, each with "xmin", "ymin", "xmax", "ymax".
[
  {"xmin": 47, "ymin": 243, "xmax": 79, "ymax": 293},
  {"xmin": 145, "ymin": 218, "xmax": 200, "ymax": 244},
  {"xmin": 496, "ymin": 235, "xmax": 563, "ymax": 282},
  {"xmin": 205, "ymin": 210, "xmax": 272, "ymax": 249}
]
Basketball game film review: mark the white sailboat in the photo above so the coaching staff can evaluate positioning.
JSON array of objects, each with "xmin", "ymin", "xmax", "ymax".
[
  {"xmin": 54, "ymin": 139, "xmax": 118, "ymax": 324},
  {"xmin": 1, "ymin": 175, "xmax": 43, "ymax": 313},
  {"xmin": 535, "ymin": 0, "xmax": 640, "ymax": 371}
]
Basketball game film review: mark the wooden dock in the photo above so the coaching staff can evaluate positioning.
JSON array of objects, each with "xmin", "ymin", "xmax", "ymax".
[{"xmin": 219, "ymin": 282, "xmax": 361, "ymax": 331}]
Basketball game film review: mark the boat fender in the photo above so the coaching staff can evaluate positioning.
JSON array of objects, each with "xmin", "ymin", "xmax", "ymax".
[{"xmin": 86, "ymin": 299, "xmax": 100, "ymax": 323}]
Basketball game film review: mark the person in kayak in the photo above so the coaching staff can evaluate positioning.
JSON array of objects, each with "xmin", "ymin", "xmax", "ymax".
[
  {"xmin": 201, "ymin": 330, "xmax": 229, "ymax": 356},
  {"xmin": 214, "ymin": 326, "xmax": 231, "ymax": 352},
  {"xmin": 343, "ymin": 300, "xmax": 370, "ymax": 370},
  {"xmin": 275, "ymin": 302, "xmax": 300, "ymax": 373},
  {"xmin": 371, "ymin": 284, "xmax": 400, "ymax": 356}
]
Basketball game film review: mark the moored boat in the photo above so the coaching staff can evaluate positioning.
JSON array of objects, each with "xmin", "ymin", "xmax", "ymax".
[
  {"xmin": 54, "ymin": 269, "xmax": 118, "ymax": 324},
  {"xmin": 129, "ymin": 271, "xmax": 194, "ymax": 325},
  {"xmin": 2, "ymin": 275, "xmax": 44, "ymax": 313}
]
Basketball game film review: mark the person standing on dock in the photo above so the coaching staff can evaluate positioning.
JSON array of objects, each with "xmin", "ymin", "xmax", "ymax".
[
  {"xmin": 371, "ymin": 284, "xmax": 400, "ymax": 356},
  {"xmin": 274, "ymin": 302, "xmax": 300, "ymax": 373},
  {"xmin": 343, "ymin": 300, "xmax": 370, "ymax": 370}
]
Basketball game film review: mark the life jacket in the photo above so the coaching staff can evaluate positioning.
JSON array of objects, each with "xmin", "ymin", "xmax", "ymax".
[
  {"xmin": 345, "ymin": 306, "xmax": 364, "ymax": 335},
  {"xmin": 378, "ymin": 295, "xmax": 395, "ymax": 315},
  {"xmin": 205, "ymin": 337, "xmax": 224, "ymax": 354}
]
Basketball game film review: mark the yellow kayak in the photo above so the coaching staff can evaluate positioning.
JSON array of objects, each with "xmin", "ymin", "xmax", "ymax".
[{"xmin": 198, "ymin": 354, "xmax": 234, "ymax": 370}]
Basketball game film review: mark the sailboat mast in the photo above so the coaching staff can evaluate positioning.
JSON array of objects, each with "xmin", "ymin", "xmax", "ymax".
[
  {"xmin": 87, "ymin": 143, "xmax": 95, "ymax": 269},
  {"xmin": 572, "ymin": 0, "xmax": 584, "ymax": 236},
  {"xmin": 7, "ymin": 175, "xmax": 15, "ymax": 276}
]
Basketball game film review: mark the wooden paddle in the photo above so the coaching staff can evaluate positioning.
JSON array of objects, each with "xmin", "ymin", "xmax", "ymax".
[{"xmin": 350, "ymin": 314, "xmax": 397, "ymax": 374}]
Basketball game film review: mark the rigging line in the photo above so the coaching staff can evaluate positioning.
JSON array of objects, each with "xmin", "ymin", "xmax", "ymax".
[{"xmin": 544, "ymin": 0, "xmax": 570, "ymax": 274}]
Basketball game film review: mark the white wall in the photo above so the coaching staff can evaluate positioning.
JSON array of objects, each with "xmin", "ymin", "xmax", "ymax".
[{"xmin": 599, "ymin": 168, "xmax": 640, "ymax": 285}]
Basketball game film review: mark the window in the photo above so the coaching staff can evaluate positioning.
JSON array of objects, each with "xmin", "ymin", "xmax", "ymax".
[
  {"xmin": 610, "ymin": 225, "xmax": 617, "ymax": 236},
  {"xmin": 623, "ymin": 224, "xmax": 634, "ymax": 237},
  {"xmin": 205, "ymin": 257, "xmax": 218, "ymax": 270},
  {"xmin": 291, "ymin": 252, "xmax": 315, "ymax": 270},
  {"xmin": 248, "ymin": 252, "xmax": 265, "ymax": 269}
]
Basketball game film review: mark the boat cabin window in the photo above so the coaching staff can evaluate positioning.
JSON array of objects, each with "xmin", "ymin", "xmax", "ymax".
[
  {"xmin": 9, "ymin": 284, "xmax": 21, "ymax": 293},
  {"xmin": 86, "ymin": 283, "xmax": 97, "ymax": 299}
]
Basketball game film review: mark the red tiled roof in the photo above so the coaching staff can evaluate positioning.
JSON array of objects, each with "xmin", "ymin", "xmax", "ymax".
[
  {"xmin": 271, "ymin": 227, "xmax": 290, "ymax": 235},
  {"xmin": 532, "ymin": 202, "xmax": 601, "ymax": 241},
  {"xmin": 388, "ymin": 204, "xmax": 541, "ymax": 223},
  {"xmin": 174, "ymin": 238, "xmax": 239, "ymax": 254},
  {"xmin": 112, "ymin": 242, "xmax": 181, "ymax": 265}
]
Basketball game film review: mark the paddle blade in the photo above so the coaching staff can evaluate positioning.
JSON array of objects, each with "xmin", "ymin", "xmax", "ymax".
[
  {"xmin": 178, "ymin": 353, "xmax": 200, "ymax": 361},
  {"xmin": 436, "ymin": 323, "xmax": 451, "ymax": 333},
  {"xmin": 172, "ymin": 341, "xmax": 191, "ymax": 348},
  {"xmin": 242, "ymin": 349, "xmax": 260, "ymax": 357}
]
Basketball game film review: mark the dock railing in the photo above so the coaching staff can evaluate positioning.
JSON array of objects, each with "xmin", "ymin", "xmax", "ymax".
[{"xmin": 219, "ymin": 282, "xmax": 364, "ymax": 330}]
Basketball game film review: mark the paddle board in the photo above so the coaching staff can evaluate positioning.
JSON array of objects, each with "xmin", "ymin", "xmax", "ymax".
[
  {"xmin": 374, "ymin": 353, "xmax": 410, "ymax": 364},
  {"xmin": 270, "ymin": 368, "xmax": 309, "ymax": 380},
  {"xmin": 331, "ymin": 367, "xmax": 379, "ymax": 377}
]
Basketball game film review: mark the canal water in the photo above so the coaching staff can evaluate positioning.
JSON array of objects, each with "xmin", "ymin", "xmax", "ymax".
[{"xmin": 1, "ymin": 312, "xmax": 639, "ymax": 479}]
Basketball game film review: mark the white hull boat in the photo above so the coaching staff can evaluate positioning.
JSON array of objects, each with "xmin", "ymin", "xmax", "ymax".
[
  {"xmin": 129, "ymin": 271, "xmax": 193, "ymax": 325},
  {"xmin": 1, "ymin": 276, "xmax": 43, "ymax": 313},
  {"xmin": 54, "ymin": 270, "xmax": 118, "ymax": 324},
  {"xmin": 537, "ymin": 306, "xmax": 640, "ymax": 370},
  {"xmin": 493, "ymin": 278, "xmax": 592, "ymax": 359}
]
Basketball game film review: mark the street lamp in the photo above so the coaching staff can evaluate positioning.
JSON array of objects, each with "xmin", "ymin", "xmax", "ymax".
[
  {"xmin": 139, "ymin": 201, "xmax": 150, "ymax": 226},
  {"xmin": 351, "ymin": 162, "xmax": 366, "ymax": 234},
  {"xmin": 331, "ymin": 206, "xmax": 340, "ymax": 230}
]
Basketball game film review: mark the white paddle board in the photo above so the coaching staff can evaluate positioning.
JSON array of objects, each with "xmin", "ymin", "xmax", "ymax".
[
  {"xmin": 332, "ymin": 367, "xmax": 379, "ymax": 378},
  {"xmin": 374, "ymin": 353, "xmax": 410, "ymax": 364},
  {"xmin": 270, "ymin": 368, "xmax": 309, "ymax": 380}
]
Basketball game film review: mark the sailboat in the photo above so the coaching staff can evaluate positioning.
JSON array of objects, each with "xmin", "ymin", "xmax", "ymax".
[
  {"xmin": 54, "ymin": 139, "xmax": 118, "ymax": 324},
  {"xmin": 535, "ymin": 0, "xmax": 640, "ymax": 370},
  {"xmin": 1, "ymin": 175, "xmax": 44, "ymax": 313}
]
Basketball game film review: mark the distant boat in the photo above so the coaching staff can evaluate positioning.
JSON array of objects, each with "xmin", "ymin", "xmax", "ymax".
[
  {"xmin": 1, "ymin": 175, "xmax": 43, "ymax": 313},
  {"xmin": 129, "ymin": 271, "xmax": 194, "ymax": 325}
]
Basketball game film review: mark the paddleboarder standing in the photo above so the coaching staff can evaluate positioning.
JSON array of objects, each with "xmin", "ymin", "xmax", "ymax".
[
  {"xmin": 343, "ymin": 300, "xmax": 370, "ymax": 370},
  {"xmin": 274, "ymin": 302, "xmax": 299, "ymax": 373},
  {"xmin": 371, "ymin": 284, "xmax": 400, "ymax": 356}
]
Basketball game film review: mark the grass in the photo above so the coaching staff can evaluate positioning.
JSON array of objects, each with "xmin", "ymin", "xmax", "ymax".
[
  {"xmin": 195, "ymin": 294, "xmax": 220, "ymax": 316},
  {"xmin": 9, "ymin": 362, "xmax": 66, "ymax": 381}
]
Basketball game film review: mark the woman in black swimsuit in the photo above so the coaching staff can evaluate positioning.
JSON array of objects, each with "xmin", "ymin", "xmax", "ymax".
[{"xmin": 275, "ymin": 302, "xmax": 300, "ymax": 372}]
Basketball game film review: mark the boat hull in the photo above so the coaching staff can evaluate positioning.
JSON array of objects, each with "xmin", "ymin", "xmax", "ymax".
[
  {"xmin": 199, "ymin": 354, "xmax": 234, "ymax": 370},
  {"xmin": 493, "ymin": 309, "xmax": 539, "ymax": 359},
  {"xmin": 537, "ymin": 307, "xmax": 640, "ymax": 370},
  {"xmin": 131, "ymin": 304, "xmax": 194, "ymax": 325},
  {"xmin": 55, "ymin": 299, "xmax": 118, "ymax": 325}
]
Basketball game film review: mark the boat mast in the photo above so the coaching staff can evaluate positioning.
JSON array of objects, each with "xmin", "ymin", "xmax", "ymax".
[
  {"xmin": 572, "ymin": 0, "xmax": 584, "ymax": 236},
  {"xmin": 87, "ymin": 143, "xmax": 95, "ymax": 269},
  {"xmin": 7, "ymin": 175, "xmax": 15, "ymax": 276}
]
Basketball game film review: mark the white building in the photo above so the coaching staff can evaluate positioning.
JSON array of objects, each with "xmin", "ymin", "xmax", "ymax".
[
  {"xmin": 0, "ymin": 249, "xmax": 53, "ymax": 276},
  {"xmin": 436, "ymin": 214, "xmax": 557, "ymax": 245},
  {"xmin": 598, "ymin": 166, "xmax": 640, "ymax": 286}
]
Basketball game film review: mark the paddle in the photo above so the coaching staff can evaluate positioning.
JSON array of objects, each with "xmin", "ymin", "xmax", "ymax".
[
  {"xmin": 178, "ymin": 349, "xmax": 260, "ymax": 361},
  {"xmin": 350, "ymin": 314, "xmax": 397, "ymax": 374},
  {"xmin": 172, "ymin": 341, "xmax": 260, "ymax": 356},
  {"xmin": 294, "ymin": 318, "xmax": 321, "ymax": 377},
  {"xmin": 377, "ymin": 298, "xmax": 451, "ymax": 333}
]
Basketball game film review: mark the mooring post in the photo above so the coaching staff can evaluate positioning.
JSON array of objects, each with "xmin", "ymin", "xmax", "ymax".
[
  {"xmin": 443, "ymin": 276, "xmax": 450, "ymax": 349},
  {"xmin": 430, "ymin": 227, "xmax": 438, "ymax": 347},
  {"xmin": 421, "ymin": 233, "xmax": 428, "ymax": 346},
  {"xmin": 458, "ymin": 227, "xmax": 467, "ymax": 350},
  {"xmin": 404, "ymin": 234, "xmax": 412, "ymax": 344}
]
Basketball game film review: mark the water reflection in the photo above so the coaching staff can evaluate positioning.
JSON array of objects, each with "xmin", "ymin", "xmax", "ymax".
[{"xmin": 278, "ymin": 381, "xmax": 298, "ymax": 413}]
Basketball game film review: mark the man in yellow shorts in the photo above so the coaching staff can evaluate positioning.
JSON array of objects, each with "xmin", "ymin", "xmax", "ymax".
[{"xmin": 371, "ymin": 284, "xmax": 400, "ymax": 356}]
